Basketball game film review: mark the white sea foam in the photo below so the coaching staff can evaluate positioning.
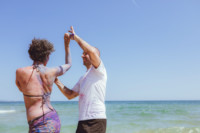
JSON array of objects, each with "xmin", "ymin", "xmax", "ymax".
[
  {"xmin": 196, "ymin": 128, "xmax": 200, "ymax": 132},
  {"xmin": 0, "ymin": 110, "xmax": 16, "ymax": 114},
  {"xmin": 189, "ymin": 130, "xmax": 194, "ymax": 133}
]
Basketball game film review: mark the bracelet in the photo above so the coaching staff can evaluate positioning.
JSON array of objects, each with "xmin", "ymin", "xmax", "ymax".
[{"xmin": 71, "ymin": 33, "xmax": 75, "ymax": 40}]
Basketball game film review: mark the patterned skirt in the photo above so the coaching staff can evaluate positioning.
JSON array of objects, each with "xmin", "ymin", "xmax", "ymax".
[{"xmin": 28, "ymin": 110, "xmax": 61, "ymax": 133}]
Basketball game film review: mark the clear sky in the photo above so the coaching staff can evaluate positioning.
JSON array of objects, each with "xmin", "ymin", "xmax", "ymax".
[{"xmin": 0, "ymin": 0, "xmax": 200, "ymax": 101}]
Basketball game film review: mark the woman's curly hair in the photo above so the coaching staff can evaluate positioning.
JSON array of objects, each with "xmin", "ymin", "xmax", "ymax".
[{"xmin": 28, "ymin": 38, "xmax": 55, "ymax": 62}]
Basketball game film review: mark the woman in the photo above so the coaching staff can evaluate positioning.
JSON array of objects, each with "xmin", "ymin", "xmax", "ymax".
[{"xmin": 15, "ymin": 33, "xmax": 71, "ymax": 133}]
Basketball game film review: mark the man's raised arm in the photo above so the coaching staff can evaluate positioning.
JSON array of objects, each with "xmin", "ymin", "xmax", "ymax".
[{"xmin": 69, "ymin": 26, "xmax": 101, "ymax": 68}]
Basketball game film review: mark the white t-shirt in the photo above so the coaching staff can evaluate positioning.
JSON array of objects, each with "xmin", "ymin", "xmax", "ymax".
[{"xmin": 72, "ymin": 60, "xmax": 107, "ymax": 121}]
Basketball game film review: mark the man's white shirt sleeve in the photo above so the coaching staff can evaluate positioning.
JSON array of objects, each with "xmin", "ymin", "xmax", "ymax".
[{"xmin": 92, "ymin": 60, "xmax": 107, "ymax": 78}]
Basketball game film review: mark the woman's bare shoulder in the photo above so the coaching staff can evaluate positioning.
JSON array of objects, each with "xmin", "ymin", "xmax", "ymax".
[{"xmin": 16, "ymin": 66, "xmax": 33, "ymax": 75}]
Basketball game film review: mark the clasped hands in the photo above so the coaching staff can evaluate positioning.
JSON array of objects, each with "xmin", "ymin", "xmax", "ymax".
[{"xmin": 64, "ymin": 26, "xmax": 76, "ymax": 42}]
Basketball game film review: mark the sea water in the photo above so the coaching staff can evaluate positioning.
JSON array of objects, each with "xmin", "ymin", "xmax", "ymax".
[{"xmin": 0, "ymin": 101, "xmax": 200, "ymax": 133}]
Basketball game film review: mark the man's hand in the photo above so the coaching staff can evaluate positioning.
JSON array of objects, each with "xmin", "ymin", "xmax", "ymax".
[
  {"xmin": 68, "ymin": 26, "xmax": 76, "ymax": 40},
  {"xmin": 54, "ymin": 77, "xmax": 58, "ymax": 84},
  {"xmin": 54, "ymin": 77, "xmax": 65, "ymax": 89},
  {"xmin": 54, "ymin": 77, "xmax": 60, "ymax": 86}
]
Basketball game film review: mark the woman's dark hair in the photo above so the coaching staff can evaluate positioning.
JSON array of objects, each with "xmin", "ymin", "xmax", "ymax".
[{"xmin": 28, "ymin": 38, "xmax": 55, "ymax": 62}]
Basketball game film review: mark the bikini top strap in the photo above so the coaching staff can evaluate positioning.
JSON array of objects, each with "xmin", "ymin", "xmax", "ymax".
[
  {"xmin": 23, "ymin": 94, "xmax": 43, "ymax": 97},
  {"xmin": 23, "ymin": 64, "xmax": 50, "ymax": 98},
  {"xmin": 24, "ymin": 64, "xmax": 53, "ymax": 122},
  {"xmin": 23, "ymin": 92, "xmax": 51, "ymax": 98}
]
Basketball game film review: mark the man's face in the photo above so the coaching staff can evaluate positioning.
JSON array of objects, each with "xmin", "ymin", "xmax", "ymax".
[{"xmin": 81, "ymin": 52, "xmax": 91, "ymax": 66}]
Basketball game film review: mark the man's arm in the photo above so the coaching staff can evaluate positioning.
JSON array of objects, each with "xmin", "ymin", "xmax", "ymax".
[
  {"xmin": 69, "ymin": 26, "xmax": 101, "ymax": 68},
  {"xmin": 54, "ymin": 78, "xmax": 79, "ymax": 100},
  {"xmin": 52, "ymin": 33, "xmax": 72, "ymax": 76}
]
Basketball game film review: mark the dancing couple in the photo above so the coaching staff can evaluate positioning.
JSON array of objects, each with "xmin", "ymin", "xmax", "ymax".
[{"xmin": 15, "ymin": 26, "xmax": 107, "ymax": 133}]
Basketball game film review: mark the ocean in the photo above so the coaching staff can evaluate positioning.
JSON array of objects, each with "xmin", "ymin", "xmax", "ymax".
[{"xmin": 0, "ymin": 101, "xmax": 200, "ymax": 133}]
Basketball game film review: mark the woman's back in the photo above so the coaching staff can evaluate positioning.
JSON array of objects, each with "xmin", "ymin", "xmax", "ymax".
[{"xmin": 16, "ymin": 64, "xmax": 54, "ymax": 121}]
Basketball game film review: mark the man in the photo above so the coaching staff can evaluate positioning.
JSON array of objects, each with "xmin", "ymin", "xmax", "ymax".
[{"xmin": 54, "ymin": 26, "xmax": 107, "ymax": 133}]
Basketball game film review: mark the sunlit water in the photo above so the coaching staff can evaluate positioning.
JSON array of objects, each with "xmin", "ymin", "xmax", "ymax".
[{"xmin": 0, "ymin": 101, "xmax": 200, "ymax": 133}]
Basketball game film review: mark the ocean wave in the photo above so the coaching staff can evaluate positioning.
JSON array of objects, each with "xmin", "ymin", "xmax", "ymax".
[{"xmin": 0, "ymin": 110, "xmax": 16, "ymax": 114}]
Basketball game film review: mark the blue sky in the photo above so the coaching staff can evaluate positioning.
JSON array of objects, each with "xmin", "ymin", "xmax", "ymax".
[{"xmin": 0, "ymin": 0, "xmax": 200, "ymax": 101}]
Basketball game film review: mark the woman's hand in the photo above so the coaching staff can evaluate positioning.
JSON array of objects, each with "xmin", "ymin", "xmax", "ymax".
[{"xmin": 64, "ymin": 33, "xmax": 70, "ymax": 42}]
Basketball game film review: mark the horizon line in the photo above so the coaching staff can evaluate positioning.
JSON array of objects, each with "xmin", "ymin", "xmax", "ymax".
[{"xmin": 1, "ymin": 99, "xmax": 200, "ymax": 102}]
